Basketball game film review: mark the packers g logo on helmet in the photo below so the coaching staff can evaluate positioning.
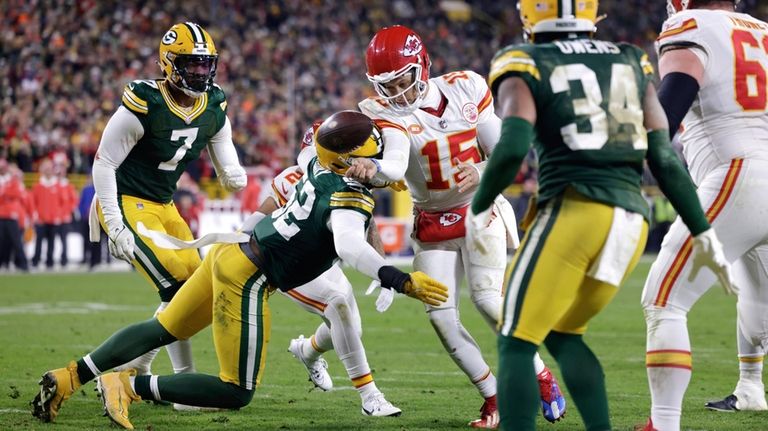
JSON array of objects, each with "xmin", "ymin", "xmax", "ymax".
[
  {"xmin": 158, "ymin": 22, "xmax": 218, "ymax": 98},
  {"xmin": 518, "ymin": 0, "xmax": 599, "ymax": 40}
]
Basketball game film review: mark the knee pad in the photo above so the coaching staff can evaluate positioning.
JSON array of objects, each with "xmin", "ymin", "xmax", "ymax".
[
  {"xmin": 644, "ymin": 306, "xmax": 687, "ymax": 330},
  {"xmin": 738, "ymin": 300, "xmax": 768, "ymax": 350},
  {"xmin": 324, "ymin": 295, "xmax": 362, "ymax": 340}
]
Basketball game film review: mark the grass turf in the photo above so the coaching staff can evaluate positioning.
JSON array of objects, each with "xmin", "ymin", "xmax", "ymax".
[{"xmin": 0, "ymin": 259, "xmax": 763, "ymax": 430}]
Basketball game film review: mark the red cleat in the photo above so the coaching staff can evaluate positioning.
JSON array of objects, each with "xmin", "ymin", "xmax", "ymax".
[{"xmin": 469, "ymin": 395, "xmax": 499, "ymax": 429}]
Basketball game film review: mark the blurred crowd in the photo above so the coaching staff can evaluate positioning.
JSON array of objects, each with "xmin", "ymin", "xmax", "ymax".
[{"xmin": 0, "ymin": 0, "xmax": 766, "ymax": 271}]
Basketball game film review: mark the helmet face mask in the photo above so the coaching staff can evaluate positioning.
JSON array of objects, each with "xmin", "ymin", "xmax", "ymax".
[
  {"xmin": 366, "ymin": 26, "xmax": 431, "ymax": 115},
  {"xmin": 158, "ymin": 23, "xmax": 218, "ymax": 98},
  {"xmin": 518, "ymin": 0, "xmax": 599, "ymax": 42}
]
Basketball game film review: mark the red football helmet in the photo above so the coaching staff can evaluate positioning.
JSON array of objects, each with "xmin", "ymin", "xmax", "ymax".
[
  {"xmin": 667, "ymin": 0, "xmax": 740, "ymax": 16},
  {"xmin": 365, "ymin": 25, "xmax": 431, "ymax": 114}
]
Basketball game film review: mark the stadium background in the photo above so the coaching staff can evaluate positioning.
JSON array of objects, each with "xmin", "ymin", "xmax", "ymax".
[{"xmin": 1, "ymin": 0, "xmax": 767, "ymax": 264}]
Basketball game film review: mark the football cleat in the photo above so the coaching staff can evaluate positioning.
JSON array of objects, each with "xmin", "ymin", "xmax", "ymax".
[
  {"xmin": 31, "ymin": 361, "xmax": 81, "ymax": 423},
  {"xmin": 635, "ymin": 417, "xmax": 658, "ymax": 431},
  {"xmin": 706, "ymin": 391, "xmax": 768, "ymax": 412},
  {"xmin": 361, "ymin": 392, "xmax": 402, "ymax": 417},
  {"xmin": 537, "ymin": 367, "xmax": 567, "ymax": 422},
  {"xmin": 469, "ymin": 395, "xmax": 499, "ymax": 429},
  {"xmin": 288, "ymin": 335, "xmax": 333, "ymax": 391},
  {"xmin": 96, "ymin": 369, "xmax": 141, "ymax": 430}
]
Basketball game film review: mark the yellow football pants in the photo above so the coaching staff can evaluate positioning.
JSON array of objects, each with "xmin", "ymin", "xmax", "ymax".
[{"xmin": 500, "ymin": 189, "xmax": 648, "ymax": 345}]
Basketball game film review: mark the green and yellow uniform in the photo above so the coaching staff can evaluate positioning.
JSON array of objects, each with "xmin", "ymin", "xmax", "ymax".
[
  {"xmin": 97, "ymin": 79, "xmax": 228, "ymax": 300},
  {"xmin": 157, "ymin": 159, "xmax": 374, "ymax": 389},
  {"xmin": 485, "ymin": 39, "xmax": 655, "ymax": 344}
]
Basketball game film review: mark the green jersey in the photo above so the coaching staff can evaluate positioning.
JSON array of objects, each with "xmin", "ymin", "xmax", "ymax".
[
  {"xmin": 117, "ymin": 79, "xmax": 228, "ymax": 203},
  {"xmin": 488, "ymin": 39, "xmax": 656, "ymax": 219},
  {"xmin": 254, "ymin": 159, "xmax": 375, "ymax": 291}
]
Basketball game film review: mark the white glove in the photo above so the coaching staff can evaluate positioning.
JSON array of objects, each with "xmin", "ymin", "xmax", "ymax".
[
  {"xmin": 689, "ymin": 228, "xmax": 737, "ymax": 295},
  {"xmin": 465, "ymin": 206, "xmax": 493, "ymax": 256},
  {"xmin": 107, "ymin": 221, "xmax": 135, "ymax": 263},
  {"xmin": 365, "ymin": 279, "xmax": 394, "ymax": 312},
  {"xmin": 220, "ymin": 165, "xmax": 247, "ymax": 192}
]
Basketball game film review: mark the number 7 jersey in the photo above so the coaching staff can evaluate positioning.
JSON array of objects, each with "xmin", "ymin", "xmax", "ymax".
[
  {"xmin": 488, "ymin": 38, "xmax": 655, "ymax": 219},
  {"xmin": 657, "ymin": 10, "xmax": 768, "ymax": 185}
]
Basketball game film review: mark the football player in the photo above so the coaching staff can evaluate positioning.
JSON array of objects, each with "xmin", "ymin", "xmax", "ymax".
[
  {"xmin": 326, "ymin": 25, "xmax": 566, "ymax": 428},
  {"xmin": 30, "ymin": 111, "xmax": 448, "ymax": 430},
  {"xmin": 642, "ymin": 1, "xmax": 768, "ymax": 429},
  {"xmin": 88, "ymin": 22, "xmax": 247, "ymax": 401},
  {"xmin": 256, "ymin": 154, "xmax": 402, "ymax": 417},
  {"xmin": 469, "ymin": 1, "xmax": 734, "ymax": 430}
]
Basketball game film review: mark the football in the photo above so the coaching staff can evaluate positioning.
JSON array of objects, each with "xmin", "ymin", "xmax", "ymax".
[{"xmin": 315, "ymin": 110, "xmax": 374, "ymax": 151}]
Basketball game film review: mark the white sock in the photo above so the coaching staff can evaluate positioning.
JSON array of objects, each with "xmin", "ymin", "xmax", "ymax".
[
  {"xmin": 533, "ymin": 352, "xmax": 546, "ymax": 375},
  {"xmin": 115, "ymin": 348, "xmax": 159, "ymax": 375},
  {"xmin": 646, "ymin": 308, "xmax": 691, "ymax": 431},
  {"xmin": 167, "ymin": 339, "xmax": 195, "ymax": 374},
  {"xmin": 736, "ymin": 324, "xmax": 764, "ymax": 390}
]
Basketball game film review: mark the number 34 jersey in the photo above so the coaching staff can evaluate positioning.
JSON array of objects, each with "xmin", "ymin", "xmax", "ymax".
[
  {"xmin": 117, "ymin": 79, "xmax": 228, "ymax": 203},
  {"xmin": 657, "ymin": 10, "xmax": 768, "ymax": 185},
  {"xmin": 489, "ymin": 39, "xmax": 654, "ymax": 220},
  {"xmin": 359, "ymin": 71, "xmax": 496, "ymax": 212}
]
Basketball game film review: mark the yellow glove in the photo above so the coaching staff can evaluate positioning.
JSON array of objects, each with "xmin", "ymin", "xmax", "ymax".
[
  {"xmin": 388, "ymin": 180, "xmax": 408, "ymax": 192},
  {"xmin": 404, "ymin": 271, "xmax": 449, "ymax": 306}
]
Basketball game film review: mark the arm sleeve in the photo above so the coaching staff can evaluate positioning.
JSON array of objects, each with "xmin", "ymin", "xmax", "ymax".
[
  {"xmin": 471, "ymin": 116, "xmax": 533, "ymax": 214},
  {"xmin": 657, "ymin": 72, "xmax": 700, "ymax": 139},
  {"xmin": 646, "ymin": 129, "xmax": 710, "ymax": 235},
  {"xmin": 93, "ymin": 106, "xmax": 144, "ymax": 227},
  {"xmin": 473, "ymin": 113, "xmax": 502, "ymax": 175},
  {"xmin": 297, "ymin": 145, "xmax": 316, "ymax": 174},
  {"xmin": 207, "ymin": 116, "xmax": 240, "ymax": 175},
  {"xmin": 330, "ymin": 209, "xmax": 388, "ymax": 280},
  {"xmin": 373, "ymin": 127, "xmax": 410, "ymax": 181}
]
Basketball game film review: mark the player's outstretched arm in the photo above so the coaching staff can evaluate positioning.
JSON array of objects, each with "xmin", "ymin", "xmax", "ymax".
[
  {"xmin": 93, "ymin": 106, "xmax": 143, "ymax": 262},
  {"xmin": 330, "ymin": 209, "xmax": 448, "ymax": 306},
  {"xmin": 657, "ymin": 47, "xmax": 704, "ymax": 139}
]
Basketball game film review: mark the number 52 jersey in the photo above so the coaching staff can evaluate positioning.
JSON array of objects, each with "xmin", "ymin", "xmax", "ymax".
[
  {"xmin": 488, "ymin": 38, "xmax": 655, "ymax": 220},
  {"xmin": 657, "ymin": 9, "xmax": 768, "ymax": 185}
]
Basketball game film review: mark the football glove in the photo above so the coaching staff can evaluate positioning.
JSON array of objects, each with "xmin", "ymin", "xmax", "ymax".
[
  {"xmin": 107, "ymin": 222, "xmax": 135, "ymax": 263},
  {"xmin": 465, "ymin": 206, "xmax": 494, "ymax": 256},
  {"xmin": 403, "ymin": 271, "xmax": 449, "ymax": 306},
  {"xmin": 689, "ymin": 228, "xmax": 738, "ymax": 295},
  {"xmin": 365, "ymin": 279, "xmax": 394, "ymax": 312},
  {"xmin": 220, "ymin": 165, "xmax": 247, "ymax": 192}
]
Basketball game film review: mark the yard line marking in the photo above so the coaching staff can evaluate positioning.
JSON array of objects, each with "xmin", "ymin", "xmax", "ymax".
[{"xmin": 0, "ymin": 302, "xmax": 151, "ymax": 315}]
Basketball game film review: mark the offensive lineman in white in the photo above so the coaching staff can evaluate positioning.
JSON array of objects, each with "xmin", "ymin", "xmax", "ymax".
[
  {"xmin": 249, "ymin": 161, "xmax": 402, "ymax": 417},
  {"xmin": 345, "ymin": 25, "xmax": 566, "ymax": 428},
  {"xmin": 642, "ymin": 1, "xmax": 768, "ymax": 430}
]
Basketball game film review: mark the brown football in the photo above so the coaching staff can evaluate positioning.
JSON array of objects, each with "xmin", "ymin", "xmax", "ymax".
[{"xmin": 315, "ymin": 110, "xmax": 374, "ymax": 152}]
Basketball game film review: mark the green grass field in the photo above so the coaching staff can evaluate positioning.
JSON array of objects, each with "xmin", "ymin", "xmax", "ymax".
[{"xmin": 0, "ymin": 259, "xmax": 765, "ymax": 430}]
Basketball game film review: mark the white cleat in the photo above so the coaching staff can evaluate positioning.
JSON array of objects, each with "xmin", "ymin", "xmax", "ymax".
[
  {"xmin": 288, "ymin": 335, "xmax": 333, "ymax": 391},
  {"xmin": 734, "ymin": 384, "xmax": 768, "ymax": 411},
  {"xmin": 362, "ymin": 392, "xmax": 402, "ymax": 417}
]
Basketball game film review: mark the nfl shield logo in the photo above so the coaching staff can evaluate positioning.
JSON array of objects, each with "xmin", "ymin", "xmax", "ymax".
[{"xmin": 136, "ymin": 202, "xmax": 144, "ymax": 209}]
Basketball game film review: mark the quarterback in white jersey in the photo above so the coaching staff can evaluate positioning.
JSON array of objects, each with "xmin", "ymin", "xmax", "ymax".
[
  {"xmin": 350, "ymin": 25, "xmax": 565, "ymax": 428},
  {"xmin": 245, "ymin": 161, "xmax": 401, "ymax": 417},
  {"xmin": 642, "ymin": 1, "xmax": 768, "ymax": 430}
]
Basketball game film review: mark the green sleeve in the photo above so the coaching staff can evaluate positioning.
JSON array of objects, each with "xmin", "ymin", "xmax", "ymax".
[
  {"xmin": 646, "ymin": 129, "xmax": 710, "ymax": 236},
  {"xmin": 471, "ymin": 117, "xmax": 533, "ymax": 214}
]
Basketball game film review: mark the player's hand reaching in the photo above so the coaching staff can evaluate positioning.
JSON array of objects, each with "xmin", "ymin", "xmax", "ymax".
[
  {"xmin": 220, "ymin": 165, "xmax": 248, "ymax": 192},
  {"xmin": 404, "ymin": 271, "xmax": 449, "ymax": 306},
  {"xmin": 454, "ymin": 158, "xmax": 480, "ymax": 193},
  {"xmin": 345, "ymin": 158, "xmax": 378, "ymax": 182},
  {"xmin": 689, "ymin": 228, "xmax": 738, "ymax": 295},
  {"xmin": 107, "ymin": 222, "xmax": 135, "ymax": 263}
]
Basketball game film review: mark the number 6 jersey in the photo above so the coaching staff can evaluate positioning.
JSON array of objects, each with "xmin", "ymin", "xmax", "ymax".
[
  {"xmin": 657, "ymin": 9, "xmax": 768, "ymax": 185},
  {"xmin": 488, "ymin": 39, "xmax": 655, "ymax": 219}
]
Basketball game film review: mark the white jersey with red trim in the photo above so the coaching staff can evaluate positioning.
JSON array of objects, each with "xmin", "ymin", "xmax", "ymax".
[
  {"xmin": 269, "ymin": 165, "xmax": 303, "ymax": 206},
  {"xmin": 657, "ymin": 9, "xmax": 768, "ymax": 185},
  {"xmin": 359, "ymin": 70, "xmax": 496, "ymax": 212}
]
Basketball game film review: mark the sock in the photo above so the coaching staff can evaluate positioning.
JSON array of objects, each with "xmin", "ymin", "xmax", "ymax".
[
  {"xmin": 644, "ymin": 308, "xmax": 690, "ymax": 431},
  {"xmin": 545, "ymin": 331, "xmax": 611, "ymax": 431},
  {"xmin": 166, "ymin": 339, "xmax": 195, "ymax": 374},
  {"xmin": 498, "ymin": 335, "xmax": 538, "ymax": 431},
  {"xmin": 86, "ymin": 318, "xmax": 176, "ymax": 381},
  {"xmin": 736, "ymin": 324, "xmax": 764, "ymax": 390},
  {"xmin": 428, "ymin": 308, "xmax": 495, "ymax": 398},
  {"xmin": 352, "ymin": 374, "xmax": 378, "ymax": 399},
  {"xmin": 301, "ymin": 333, "xmax": 327, "ymax": 362},
  {"xmin": 132, "ymin": 373, "xmax": 254, "ymax": 409},
  {"xmin": 114, "ymin": 348, "xmax": 159, "ymax": 375},
  {"xmin": 533, "ymin": 352, "xmax": 546, "ymax": 375}
]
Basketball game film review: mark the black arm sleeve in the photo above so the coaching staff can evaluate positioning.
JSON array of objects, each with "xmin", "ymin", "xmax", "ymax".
[{"xmin": 657, "ymin": 72, "xmax": 700, "ymax": 139}]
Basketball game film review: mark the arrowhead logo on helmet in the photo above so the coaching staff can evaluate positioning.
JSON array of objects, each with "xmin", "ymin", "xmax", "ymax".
[{"xmin": 403, "ymin": 35, "xmax": 423, "ymax": 57}]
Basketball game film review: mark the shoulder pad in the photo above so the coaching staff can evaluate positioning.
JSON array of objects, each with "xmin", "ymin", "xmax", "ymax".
[
  {"xmin": 121, "ymin": 80, "xmax": 157, "ymax": 115},
  {"xmin": 488, "ymin": 44, "xmax": 540, "ymax": 95}
]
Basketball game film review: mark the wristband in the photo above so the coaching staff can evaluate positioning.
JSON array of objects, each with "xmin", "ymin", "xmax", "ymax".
[{"xmin": 377, "ymin": 265, "xmax": 410, "ymax": 293}]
